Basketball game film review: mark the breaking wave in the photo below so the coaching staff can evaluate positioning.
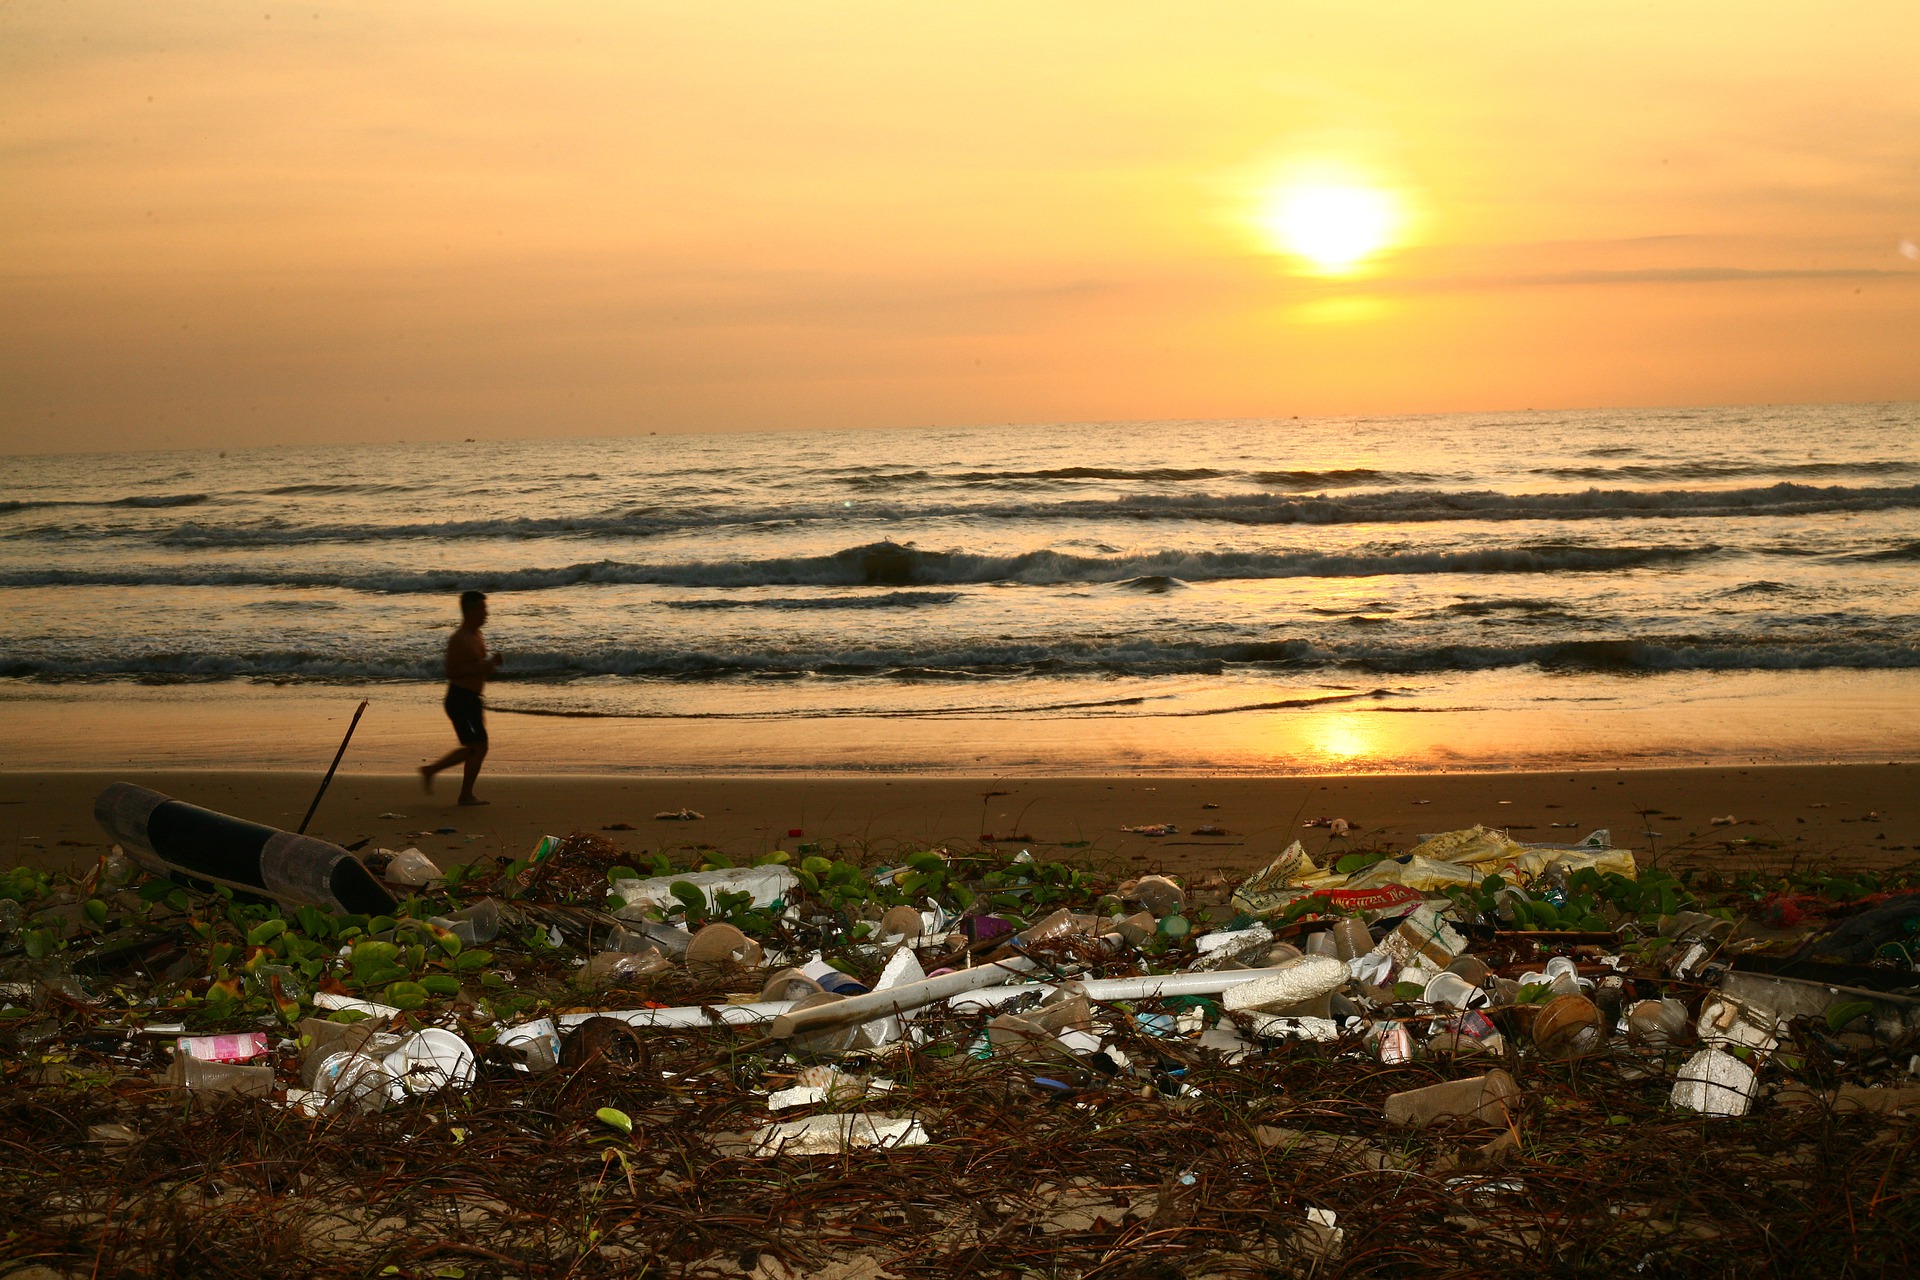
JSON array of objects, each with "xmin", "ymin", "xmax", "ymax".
[
  {"xmin": 0, "ymin": 540, "xmax": 1719, "ymax": 594},
  {"xmin": 6, "ymin": 633, "xmax": 1916, "ymax": 683},
  {"xmin": 665, "ymin": 590, "xmax": 961, "ymax": 611},
  {"xmin": 0, "ymin": 493, "xmax": 210, "ymax": 514},
  {"xmin": 8, "ymin": 481, "xmax": 1915, "ymax": 547},
  {"xmin": 1536, "ymin": 460, "xmax": 1920, "ymax": 482}
]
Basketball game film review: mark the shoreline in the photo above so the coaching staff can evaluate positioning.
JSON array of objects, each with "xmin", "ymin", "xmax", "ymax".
[
  {"xmin": 6, "ymin": 762, "xmax": 1915, "ymax": 879},
  {"xmin": 6, "ymin": 672, "xmax": 1920, "ymax": 777}
]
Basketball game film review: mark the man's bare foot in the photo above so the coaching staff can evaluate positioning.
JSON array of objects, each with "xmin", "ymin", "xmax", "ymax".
[
  {"xmin": 419, "ymin": 765, "xmax": 435, "ymax": 794},
  {"xmin": 457, "ymin": 796, "xmax": 490, "ymax": 806}
]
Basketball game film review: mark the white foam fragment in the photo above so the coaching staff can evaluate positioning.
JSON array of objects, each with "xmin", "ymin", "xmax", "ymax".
[
  {"xmin": 1220, "ymin": 956, "xmax": 1348, "ymax": 1014},
  {"xmin": 856, "ymin": 946, "xmax": 930, "ymax": 1048},
  {"xmin": 1247, "ymin": 1014, "xmax": 1342, "ymax": 1042},
  {"xmin": 1055, "ymin": 1029, "xmax": 1103, "ymax": 1056},
  {"xmin": 745, "ymin": 1113, "xmax": 929, "ymax": 1156},
  {"xmin": 1195, "ymin": 923, "xmax": 1274, "ymax": 956},
  {"xmin": 1696, "ymin": 997, "xmax": 1781, "ymax": 1055},
  {"xmin": 1672, "ymin": 1048, "xmax": 1758, "ymax": 1117},
  {"xmin": 767, "ymin": 1085, "xmax": 829, "ymax": 1111}
]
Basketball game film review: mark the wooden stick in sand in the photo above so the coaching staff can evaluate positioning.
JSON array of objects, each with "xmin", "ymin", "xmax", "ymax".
[{"xmin": 298, "ymin": 700, "xmax": 369, "ymax": 836}]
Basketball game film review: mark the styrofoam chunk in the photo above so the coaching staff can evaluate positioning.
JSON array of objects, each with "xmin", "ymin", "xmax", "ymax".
[
  {"xmin": 1672, "ymin": 1048, "xmax": 1758, "ymax": 1117},
  {"xmin": 1220, "ymin": 956, "xmax": 1348, "ymax": 1013}
]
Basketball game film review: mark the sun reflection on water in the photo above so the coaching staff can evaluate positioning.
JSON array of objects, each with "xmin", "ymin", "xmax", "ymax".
[{"xmin": 1312, "ymin": 714, "xmax": 1380, "ymax": 764}]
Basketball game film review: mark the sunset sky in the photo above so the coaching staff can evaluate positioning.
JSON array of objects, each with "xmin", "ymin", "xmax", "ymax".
[{"xmin": 3, "ymin": 2, "xmax": 1917, "ymax": 453}]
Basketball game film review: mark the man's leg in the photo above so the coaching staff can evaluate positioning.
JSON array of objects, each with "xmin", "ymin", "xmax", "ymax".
[
  {"xmin": 457, "ymin": 742, "xmax": 488, "ymax": 805},
  {"xmin": 420, "ymin": 747, "xmax": 468, "ymax": 791}
]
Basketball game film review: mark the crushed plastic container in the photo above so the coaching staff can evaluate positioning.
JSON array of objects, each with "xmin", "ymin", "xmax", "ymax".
[
  {"xmin": 1129, "ymin": 874, "xmax": 1186, "ymax": 918},
  {"xmin": 177, "ymin": 1032, "xmax": 268, "ymax": 1063},
  {"xmin": 1532, "ymin": 994, "xmax": 1604, "ymax": 1059},
  {"xmin": 380, "ymin": 1028, "xmax": 475, "ymax": 1100},
  {"xmin": 497, "ymin": 1017, "xmax": 562, "ymax": 1074},
  {"xmin": 685, "ymin": 922, "xmax": 764, "ymax": 973},
  {"xmin": 383, "ymin": 847, "xmax": 443, "ymax": 887},
  {"xmin": 1379, "ymin": 903, "xmax": 1465, "ymax": 970},
  {"xmin": 311, "ymin": 1051, "xmax": 393, "ymax": 1114},
  {"xmin": 166, "ymin": 1056, "xmax": 274, "ymax": 1097},
  {"xmin": 1625, "ymin": 997, "xmax": 1689, "ymax": 1048},
  {"xmin": 1384, "ymin": 1069, "xmax": 1520, "ymax": 1129},
  {"xmin": 1371, "ymin": 1020, "xmax": 1414, "ymax": 1064},
  {"xmin": 1696, "ymin": 995, "xmax": 1781, "ymax": 1054}
]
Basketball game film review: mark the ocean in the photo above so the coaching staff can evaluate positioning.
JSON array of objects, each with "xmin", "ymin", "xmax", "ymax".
[{"xmin": 4, "ymin": 403, "xmax": 1919, "ymax": 774}]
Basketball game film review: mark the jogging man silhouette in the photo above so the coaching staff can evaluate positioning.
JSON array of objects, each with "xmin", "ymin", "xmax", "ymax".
[{"xmin": 420, "ymin": 590, "xmax": 502, "ymax": 805}]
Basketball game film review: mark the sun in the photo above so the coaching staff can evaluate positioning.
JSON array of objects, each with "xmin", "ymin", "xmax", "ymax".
[{"xmin": 1257, "ymin": 180, "xmax": 1403, "ymax": 276}]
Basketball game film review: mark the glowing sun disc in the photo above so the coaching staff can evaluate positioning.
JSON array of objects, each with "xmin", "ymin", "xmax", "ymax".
[{"xmin": 1259, "ymin": 182, "xmax": 1400, "ymax": 275}]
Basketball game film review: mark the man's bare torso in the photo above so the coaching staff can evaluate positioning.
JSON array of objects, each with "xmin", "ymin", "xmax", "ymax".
[{"xmin": 445, "ymin": 624, "xmax": 491, "ymax": 693}]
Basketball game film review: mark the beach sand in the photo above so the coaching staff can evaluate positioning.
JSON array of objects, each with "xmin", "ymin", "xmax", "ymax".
[{"xmin": 5, "ymin": 763, "xmax": 1914, "ymax": 880}]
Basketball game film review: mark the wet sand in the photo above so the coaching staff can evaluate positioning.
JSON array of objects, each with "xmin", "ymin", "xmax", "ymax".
[{"xmin": 4, "ymin": 763, "xmax": 1914, "ymax": 880}]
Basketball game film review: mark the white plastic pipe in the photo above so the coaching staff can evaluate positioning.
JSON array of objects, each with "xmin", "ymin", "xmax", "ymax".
[
  {"xmin": 949, "ymin": 964, "xmax": 1324, "ymax": 1011},
  {"xmin": 767, "ymin": 955, "xmax": 1040, "ymax": 1040},
  {"xmin": 558, "ymin": 1000, "xmax": 795, "ymax": 1031},
  {"xmin": 560, "ymin": 960, "xmax": 1310, "ymax": 1034},
  {"xmin": 315, "ymin": 992, "xmax": 402, "ymax": 1020}
]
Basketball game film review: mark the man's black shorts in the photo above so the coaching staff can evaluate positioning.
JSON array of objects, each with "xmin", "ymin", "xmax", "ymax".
[{"xmin": 444, "ymin": 685, "xmax": 487, "ymax": 746}]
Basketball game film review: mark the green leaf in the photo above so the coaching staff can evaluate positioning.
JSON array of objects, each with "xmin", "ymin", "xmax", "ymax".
[
  {"xmin": 608, "ymin": 866, "xmax": 640, "ymax": 882},
  {"xmin": 802, "ymin": 856, "xmax": 833, "ymax": 877},
  {"xmin": 1826, "ymin": 1000, "xmax": 1875, "ymax": 1033},
  {"xmin": 384, "ymin": 981, "xmax": 429, "ymax": 1011},
  {"xmin": 596, "ymin": 1106, "xmax": 633, "ymax": 1135},
  {"xmin": 452, "ymin": 949, "xmax": 493, "ymax": 971},
  {"xmin": 21, "ymin": 927, "xmax": 56, "ymax": 960},
  {"xmin": 420, "ymin": 975, "xmax": 461, "ymax": 997},
  {"xmin": 669, "ymin": 881, "xmax": 707, "ymax": 913},
  {"xmin": 246, "ymin": 919, "xmax": 287, "ymax": 946},
  {"xmin": 83, "ymin": 898, "xmax": 109, "ymax": 926},
  {"xmin": 350, "ymin": 941, "xmax": 400, "ymax": 978}
]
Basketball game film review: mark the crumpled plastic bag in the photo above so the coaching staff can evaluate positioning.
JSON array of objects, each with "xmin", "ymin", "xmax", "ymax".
[
  {"xmin": 1230, "ymin": 841, "xmax": 1337, "ymax": 915},
  {"xmin": 1347, "ymin": 828, "xmax": 1638, "ymax": 893},
  {"xmin": 1342, "ymin": 854, "xmax": 1484, "ymax": 893}
]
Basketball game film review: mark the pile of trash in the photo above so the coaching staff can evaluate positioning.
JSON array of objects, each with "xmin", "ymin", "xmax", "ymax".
[{"xmin": 2, "ymin": 785, "xmax": 1918, "ymax": 1277}]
